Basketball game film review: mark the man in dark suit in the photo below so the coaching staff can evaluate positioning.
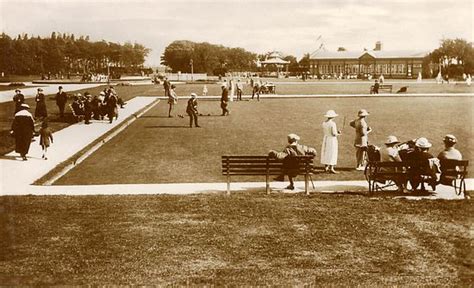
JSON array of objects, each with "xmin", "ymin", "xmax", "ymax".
[
  {"xmin": 220, "ymin": 84, "xmax": 230, "ymax": 116},
  {"xmin": 163, "ymin": 77, "xmax": 171, "ymax": 97},
  {"xmin": 56, "ymin": 86, "xmax": 68, "ymax": 118}
]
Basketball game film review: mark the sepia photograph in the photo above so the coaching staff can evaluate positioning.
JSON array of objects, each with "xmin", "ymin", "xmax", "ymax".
[{"xmin": 0, "ymin": 0, "xmax": 473, "ymax": 285}]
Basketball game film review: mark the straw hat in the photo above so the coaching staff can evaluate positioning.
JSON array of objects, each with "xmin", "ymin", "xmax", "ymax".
[
  {"xmin": 443, "ymin": 134, "xmax": 457, "ymax": 144},
  {"xmin": 20, "ymin": 103, "xmax": 30, "ymax": 109},
  {"xmin": 415, "ymin": 137, "xmax": 432, "ymax": 148},
  {"xmin": 324, "ymin": 110, "xmax": 338, "ymax": 118},
  {"xmin": 385, "ymin": 135, "xmax": 400, "ymax": 145},
  {"xmin": 287, "ymin": 133, "xmax": 300, "ymax": 142},
  {"xmin": 37, "ymin": 88, "xmax": 43, "ymax": 92},
  {"xmin": 190, "ymin": 93, "xmax": 197, "ymax": 98},
  {"xmin": 358, "ymin": 109, "xmax": 369, "ymax": 116}
]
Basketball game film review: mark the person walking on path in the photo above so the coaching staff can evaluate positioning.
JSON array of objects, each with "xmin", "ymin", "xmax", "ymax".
[
  {"xmin": 186, "ymin": 93, "xmax": 200, "ymax": 128},
  {"xmin": 168, "ymin": 84, "xmax": 178, "ymax": 117},
  {"xmin": 34, "ymin": 88, "xmax": 48, "ymax": 120},
  {"xmin": 13, "ymin": 89, "xmax": 25, "ymax": 114},
  {"xmin": 106, "ymin": 92, "xmax": 118, "ymax": 123},
  {"xmin": 220, "ymin": 84, "xmax": 230, "ymax": 116},
  {"xmin": 10, "ymin": 104, "xmax": 35, "ymax": 161},
  {"xmin": 39, "ymin": 120, "xmax": 53, "ymax": 160},
  {"xmin": 320, "ymin": 110, "xmax": 341, "ymax": 173},
  {"xmin": 55, "ymin": 86, "xmax": 68, "ymax": 119},
  {"xmin": 350, "ymin": 109, "xmax": 372, "ymax": 170}
]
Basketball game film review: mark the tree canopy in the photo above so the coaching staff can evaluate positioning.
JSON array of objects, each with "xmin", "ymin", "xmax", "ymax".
[
  {"xmin": 430, "ymin": 38, "xmax": 474, "ymax": 75},
  {"xmin": 0, "ymin": 32, "xmax": 150, "ymax": 75},
  {"xmin": 161, "ymin": 40, "xmax": 257, "ymax": 75}
]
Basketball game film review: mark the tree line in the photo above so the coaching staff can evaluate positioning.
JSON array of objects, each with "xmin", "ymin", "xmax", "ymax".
[{"xmin": 0, "ymin": 32, "xmax": 150, "ymax": 75}]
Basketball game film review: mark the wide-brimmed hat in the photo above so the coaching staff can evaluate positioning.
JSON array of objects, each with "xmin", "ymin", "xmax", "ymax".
[
  {"xmin": 37, "ymin": 88, "xmax": 43, "ymax": 92},
  {"xmin": 99, "ymin": 91, "xmax": 105, "ymax": 96},
  {"xmin": 20, "ymin": 103, "xmax": 30, "ymax": 109},
  {"xmin": 358, "ymin": 109, "xmax": 369, "ymax": 116},
  {"xmin": 287, "ymin": 133, "xmax": 300, "ymax": 142},
  {"xmin": 58, "ymin": 86, "xmax": 63, "ymax": 89},
  {"xmin": 324, "ymin": 110, "xmax": 338, "ymax": 118},
  {"xmin": 443, "ymin": 134, "xmax": 457, "ymax": 144},
  {"xmin": 385, "ymin": 135, "xmax": 400, "ymax": 145},
  {"xmin": 415, "ymin": 137, "xmax": 432, "ymax": 148},
  {"xmin": 15, "ymin": 89, "xmax": 21, "ymax": 92},
  {"xmin": 190, "ymin": 93, "xmax": 197, "ymax": 98}
]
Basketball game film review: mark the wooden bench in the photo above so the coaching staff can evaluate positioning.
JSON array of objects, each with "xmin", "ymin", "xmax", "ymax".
[
  {"xmin": 221, "ymin": 155, "xmax": 314, "ymax": 195},
  {"xmin": 439, "ymin": 159, "xmax": 469, "ymax": 196},
  {"xmin": 370, "ymin": 84, "xmax": 393, "ymax": 94},
  {"xmin": 365, "ymin": 161, "xmax": 409, "ymax": 194}
]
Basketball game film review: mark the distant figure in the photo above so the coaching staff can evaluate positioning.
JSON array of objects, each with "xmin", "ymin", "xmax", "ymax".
[
  {"xmin": 236, "ymin": 79, "xmax": 243, "ymax": 101},
  {"xmin": 417, "ymin": 72, "xmax": 422, "ymax": 83},
  {"xmin": 83, "ymin": 93, "xmax": 92, "ymax": 124},
  {"xmin": 397, "ymin": 86, "xmax": 408, "ymax": 93},
  {"xmin": 56, "ymin": 86, "xmax": 68, "ymax": 118},
  {"xmin": 320, "ymin": 110, "xmax": 341, "ymax": 173},
  {"xmin": 436, "ymin": 71, "xmax": 443, "ymax": 84},
  {"xmin": 10, "ymin": 104, "xmax": 35, "ymax": 161},
  {"xmin": 168, "ymin": 84, "xmax": 178, "ymax": 117},
  {"xmin": 252, "ymin": 81, "xmax": 260, "ymax": 101},
  {"xmin": 202, "ymin": 85, "xmax": 208, "ymax": 96},
  {"xmin": 268, "ymin": 133, "xmax": 317, "ymax": 190},
  {"xmin": 379, "ymin": 74, "xmax": 385, "ymax": 84},
  {"xmin": 34, "ymin": 88, "xmax": 48, "ymax": 120},
  {"xmin": 39, "ymin": 120, "xmax": 53, "ymax": 160},
  {"xmin": 220, "ymin": 84, "xmax": 230, "ymax": 116},
  {"xmin": 372, "ymin": 79, "xmax": 380, "ymax": 94},
  {"xmin": 106, "ymin": 92, "xmax": 118, "ymax": 123},
  {"xmin": 466, "ymin": 74, "xmax": 472, "ymax": 86},
  {"xmin": 13, "ymin": 89, "xmax": 25, "ymax": 114},
  {"xmin": 350, "ymin": 109, "xmax": 372, "ymax": 170},
  {"xmin": 163, "ymin": 77, "xmax": 171, "ymax": 97},
  {"xmin": 444, "ymin": 73, "xmax": 450, "ymax": 84},
  {"xmin": 186, "ymin": 93, "xmax": 200, "ymax": 128}
]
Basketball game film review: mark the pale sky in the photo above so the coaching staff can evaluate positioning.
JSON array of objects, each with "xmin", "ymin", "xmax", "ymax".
[{"xmin": 0, "ymin": 0, "xmax": 472, "ymax": 66}]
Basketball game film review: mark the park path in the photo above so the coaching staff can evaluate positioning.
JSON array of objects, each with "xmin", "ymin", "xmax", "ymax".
[
  {"xmin": 0, "ymin": 83, "xmax": 103, "ymax": 103},
  {"xmin": 0, "ymin": 96, "xmax": 158, "ymax": 195},
  {"xmin": 0, "ymin": 95, "xmax": 471, "ymax": 199}
]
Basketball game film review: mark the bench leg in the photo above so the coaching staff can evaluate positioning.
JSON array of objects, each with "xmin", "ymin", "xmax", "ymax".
[
  {"xmin": 305, "ymin": 174, "xmax": 309, "ymax": 195},
  {"xmin": 266, "ymin": 174, "xmax": 270, "ymax": 194},
  {"xmin": 226, "ymin": 175, "xmax": 230, "ymax": 195}
]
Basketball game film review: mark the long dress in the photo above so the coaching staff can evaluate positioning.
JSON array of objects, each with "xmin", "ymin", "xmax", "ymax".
[
  {"xmin": 320, "ymin": 120, "xmax": 338, "ymax": 165},
  {"xmin": 11, "ymin": 109, "xmax": 35, "ymax": 156}
]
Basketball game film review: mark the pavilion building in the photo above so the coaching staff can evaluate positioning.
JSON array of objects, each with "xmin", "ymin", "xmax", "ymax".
[{"xmin": 309, "ymin": 42, "xmax": 429, "ymax": 79}]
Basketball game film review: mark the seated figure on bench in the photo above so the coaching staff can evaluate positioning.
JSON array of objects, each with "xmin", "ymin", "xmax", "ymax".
[
  {"xmin": 372, "ymin": 79, "xmax": 380, "ymax": 94},
  {"xmin": 437, "ymin": 134, "xmax": 462, "ymax": 185},
  {"xmin": 380, "ymin": 135, "xmax": 407, "ymax": 192},
  {"xmin": 406, "ymin": 137, "xmax": 440, "ymax": 192},
  {"xmin": 268, "ymin": 133, "xmax": 317, "ymax": 190}
]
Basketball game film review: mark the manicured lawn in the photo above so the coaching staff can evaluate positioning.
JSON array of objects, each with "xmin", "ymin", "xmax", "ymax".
[
  {"xmin": 56, "ymin": 96, "xmax": 473, "ymax": 185},
  {"xmin": 0, "ymin": 85, "xmax": 38, "ymax": 92},
  {"xmin": 0, "ymin": 193, "xmax": 471, "ymax": 285}
]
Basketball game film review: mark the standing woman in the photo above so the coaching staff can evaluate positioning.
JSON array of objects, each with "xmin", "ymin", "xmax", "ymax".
[
  {"xmin": 350, "ymin": 109, "xmax": 372, "ymax": 170},
  {"xmin": 168, "ymin": 84, "xmax": 178, "ymax": 117},
  {"xmin": 35, "ymin": 88, "xmax": 48, "ymax": 120},
  {"xmin": 321, "ymin": 110, "xmax": 341, "ymax": 173},
  {"xmin": 10, "ymin": 104, "xmax": 35, "ymax": 161}
]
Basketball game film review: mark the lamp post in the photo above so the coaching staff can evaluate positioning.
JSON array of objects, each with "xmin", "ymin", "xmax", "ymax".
[{"xmin": 190, "ymin": 59, "xmax": 194, "ymax": 82}]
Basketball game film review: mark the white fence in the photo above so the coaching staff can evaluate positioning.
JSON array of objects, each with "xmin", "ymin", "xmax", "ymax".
[{"xmin": 165, "ymin": 73, "xmax": 208, "ymax": 81}]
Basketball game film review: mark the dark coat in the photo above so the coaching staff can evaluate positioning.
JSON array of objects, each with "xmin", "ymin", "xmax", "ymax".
[
  {"xmin": 11, "ymin": 110, "xmax": 35, "ymax": 155},
  {"xmin": 221, "ymin": 88, "xmax": 229, "ymax": 102},
  {"xmin": 13, "ymin": 93, "xmax": 25, "ymax": 113},
  {"xmin": 56, "ymin": 91, "xmax": 68, "ymax": 106},
  {"xmin": 186, "ymin": 98, "xmax": 198, "ymax": 115},
  {"xmin": 35, "ymin": 93, "xmax": 48, "ymax": 118}
]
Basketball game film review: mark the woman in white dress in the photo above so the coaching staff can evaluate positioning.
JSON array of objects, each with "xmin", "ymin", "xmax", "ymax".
[{"xmin": 321, "ymin": 110, "xmax": 341, "ymax": 173}]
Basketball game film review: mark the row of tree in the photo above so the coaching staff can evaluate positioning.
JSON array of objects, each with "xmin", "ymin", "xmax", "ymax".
[{"xmin": 0, "ymin": 32, "xmax": 150, "ymax": 75}]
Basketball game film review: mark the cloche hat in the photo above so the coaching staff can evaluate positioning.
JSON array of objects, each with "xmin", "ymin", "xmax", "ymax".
[
  {"xmin": 415, "ymin": 137, "xmax": 432, "ymax": 148},
  {"xmin": 443, "ymin": 134, "xmax": 457, "ymax": 144},
  {"xmin": 385, "ymin": 135, "xmax": 400, "ymax": 145},
  {"xmin": 287, "ymin": 133, "xmax": 300, "ymax": 142},
  {"xmin": 324, "ymin": 110, "xmax": 338, "ymax": 118},
  {"xmin": 358, "ymin": 109, "xmax": 369, "ymax": 116}
]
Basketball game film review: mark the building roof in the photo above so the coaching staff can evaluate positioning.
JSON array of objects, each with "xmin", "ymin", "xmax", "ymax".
[{"xmin": 310, "ymin": 49, "xmax": 429, "ymax": 60}]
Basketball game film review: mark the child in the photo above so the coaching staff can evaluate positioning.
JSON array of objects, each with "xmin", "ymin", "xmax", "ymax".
[
  {"xmin": 202, "ymin": 85, "xmax": 208, "ymax": 96},
  {"xmin": 39, "ymin": 120, "xmax": 53, "ymax": 160}
]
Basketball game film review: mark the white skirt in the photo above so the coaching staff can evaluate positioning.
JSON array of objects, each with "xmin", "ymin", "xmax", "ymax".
[{"xmin": 321, "ymin": 136, "xmax": 338, "ymax": 165}]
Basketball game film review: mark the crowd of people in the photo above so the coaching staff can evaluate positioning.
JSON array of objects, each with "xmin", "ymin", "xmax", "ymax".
[{"xmin": 10, "ymin": 85, "xmax": 126, "ymax": 161}]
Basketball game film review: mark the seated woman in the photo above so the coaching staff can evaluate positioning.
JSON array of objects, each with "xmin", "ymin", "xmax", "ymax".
[
  {"xmin": 437, "ymin": 134, "xmax": 463, "ymax": 185},
  {"xmin": 268, "ymin": 133, "xmax": 317, "ymax": 190},
  {"xmin": 406, "ymin": 137, "xmax": 439, "ymax": 192},
  {"xmin": 379, "ymin": 135, "xmax": 407, "ymax": 192},
  {"xmin": 71, "ymin": 95, "xmax": 85, "ymax": 116}
]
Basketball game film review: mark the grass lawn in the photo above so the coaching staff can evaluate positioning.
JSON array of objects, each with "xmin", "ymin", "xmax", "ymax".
[
  {"xmin": 56, "ymin": 96, "xmax": 473, "ymax": 185},
  {"xmin": 0, "ymin": 193, "xmax": 471, "ymax": 285},
  {"xmin": 0, "ymin": 85, "xmax": 38, "ymax": 92}
]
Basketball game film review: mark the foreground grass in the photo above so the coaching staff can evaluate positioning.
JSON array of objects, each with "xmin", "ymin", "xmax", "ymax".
[
  {"xmin": 0, "ymin": 193, "xmax": 472, "ymax": 285},
  {"xmin": 56, "ymin": 96, "xmax": 473, "ymax": 184}
]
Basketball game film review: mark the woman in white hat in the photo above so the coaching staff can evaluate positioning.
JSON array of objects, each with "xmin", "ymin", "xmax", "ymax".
[
  {"xmin": 407, "ymin": 137, "xmax": 437, "ymax": 191},
  {"xmin": 350, "ymin": 109, "xmax": 372, "ymax": 170},
  {"xmin": 380, "ymin": 135, "xmax": 402, "ymax": 162},
  {"xmin": 321, "ymin": 110, "xmax": 341, "ymax": 173}
]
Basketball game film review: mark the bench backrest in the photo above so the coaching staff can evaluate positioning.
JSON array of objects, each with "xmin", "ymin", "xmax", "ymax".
[
  {"xmin": 440, "ymin": 159, "xmax": 469, "ymax": 176},
  {"xmin": 222, "ymin": 155, "xmax": 314, "ymax": 176}
]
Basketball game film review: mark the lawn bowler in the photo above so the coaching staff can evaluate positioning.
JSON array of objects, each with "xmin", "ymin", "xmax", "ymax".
[
  {"xmin": 186, "ymin": 93, "xmax": 200, "ymax": 128},
  {"xmin": 350, "ymin": 109, "xmax": 372, "ymax": 170},
  {"xmin": 220, "ymin": 83, "xmax": 230, "ymax": 116}
]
